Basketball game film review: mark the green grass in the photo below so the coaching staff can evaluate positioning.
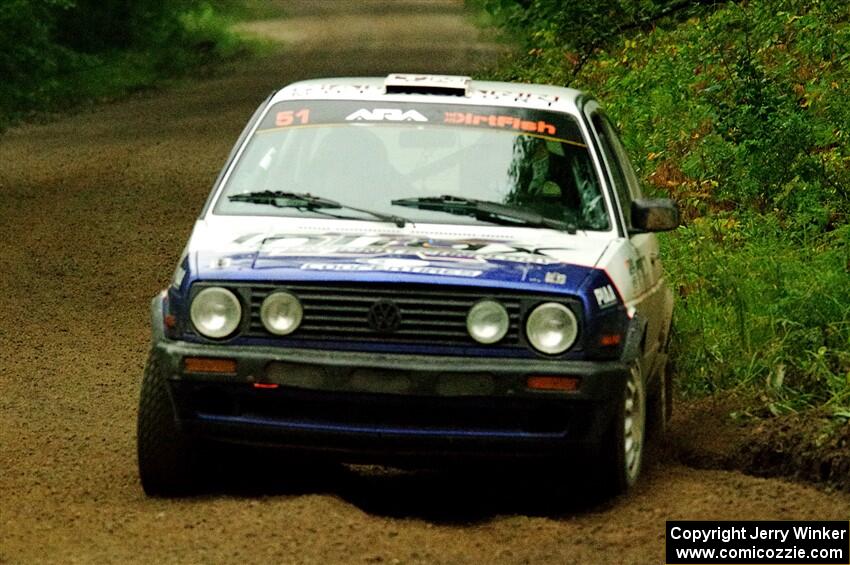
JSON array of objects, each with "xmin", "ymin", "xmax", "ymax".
[{"xmin": 664, "ymin": 218, "xmax": 850, "ymax": 415}]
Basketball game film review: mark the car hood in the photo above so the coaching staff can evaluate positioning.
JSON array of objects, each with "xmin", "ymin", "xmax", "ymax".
[{"xmin": 188, "ymin": 218, "xmax": 613, "ymax": 295}]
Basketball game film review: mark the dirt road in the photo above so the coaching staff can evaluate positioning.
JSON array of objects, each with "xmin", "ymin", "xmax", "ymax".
[{"xmin": 1, "ymin": 1, "xmax": 847, "ymax": 563}]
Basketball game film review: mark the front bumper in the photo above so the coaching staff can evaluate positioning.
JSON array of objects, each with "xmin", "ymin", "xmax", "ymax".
[{"xmin": 151, "ymin": 298, "xmax": 628, "ymax": 463}]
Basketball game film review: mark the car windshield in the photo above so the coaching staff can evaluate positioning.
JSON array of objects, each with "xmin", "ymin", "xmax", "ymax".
[{"xmin": 214, "ymin": 100, "xmax": 611, "ymax": 231}]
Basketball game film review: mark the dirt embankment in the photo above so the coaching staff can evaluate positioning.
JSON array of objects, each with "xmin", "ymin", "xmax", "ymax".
[
  {"xmin": 1, "ymin": 2, "xmax": 848, "ymax": 564},
  {"xmin": 668, "ymin": 395, "xmax": 850, "ymax": 491}
]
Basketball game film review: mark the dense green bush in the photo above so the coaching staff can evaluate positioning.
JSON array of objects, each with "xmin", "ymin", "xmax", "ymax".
[
  {"xmin": 0, "ymin": 0, "xmax": 247, "ymax": 129},
  {"xmin": 476, "ymin": 0, "xmax": 850, "ymax": 414},
  {"xmin": 0, "ymin": 0, "xmax": 71, "ymax": 119}
]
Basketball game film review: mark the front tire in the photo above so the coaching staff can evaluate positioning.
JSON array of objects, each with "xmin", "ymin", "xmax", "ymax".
[
  {"xmin": 137, "ymin": 350, "xmax": 200, "ymax": 496},
  {"xmin": 597, "ymin": 361, "xmax": 646, "ymax": 495}
]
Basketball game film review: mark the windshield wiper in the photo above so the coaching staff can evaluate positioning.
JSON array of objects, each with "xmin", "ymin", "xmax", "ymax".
[
  {"xmin": 228, "ymin": 191, "xmax": 409, "ymax": 228},
  {"xmin": 391, "ymin": 195, "xmax": 576, "ymax": 233}
]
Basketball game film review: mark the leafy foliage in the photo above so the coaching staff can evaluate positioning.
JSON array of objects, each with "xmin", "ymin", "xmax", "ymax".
[
  {"xmin": 0, "ymin": 1, "xmax": 248, "ymax": 130},
  {"xmin": 0, "ymin": 0, "xmax": 72, "ymax": 117},
  {"xmin": 665, "ymin": 218, "xmax": 850, "ymax": 414},
  {"xmin": 476, "ymin": 0, "xmax": 850, "ymax": 414}
]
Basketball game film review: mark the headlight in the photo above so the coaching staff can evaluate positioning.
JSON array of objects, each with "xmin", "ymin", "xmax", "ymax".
[
  {"xmin": 260, "ymin": 291, "xmax": 303, "ymax": 335},
  {"xmin": 190, "ymin": 287, "xmax": 242, "ymax": 339},
  {"xmin": 466, "ymin": 300, "xmax": 509, "ymax": 344},
  {"xmin": 526, "ymin": 302, "xmax": 578, "ymax": 354}
]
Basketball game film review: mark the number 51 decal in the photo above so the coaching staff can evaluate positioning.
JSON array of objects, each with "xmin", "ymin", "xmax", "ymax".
[{"xmin": 275, "ymin": 109, "xmax": 311, "ymax": 127}]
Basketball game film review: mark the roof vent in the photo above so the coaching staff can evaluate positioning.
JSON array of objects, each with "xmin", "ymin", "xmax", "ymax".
[{"xmin": 384, "ymin": 74, "xmax": 471, "ymax": 96}]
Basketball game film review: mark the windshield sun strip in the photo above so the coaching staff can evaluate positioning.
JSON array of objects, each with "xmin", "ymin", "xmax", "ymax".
[
  {"xmin": 254, "ymin": 99, "xmax": 588, "ymax": 145},
  {"xmin": 252, "ymin": 122, "xmax": 588, "ymax": 148}
]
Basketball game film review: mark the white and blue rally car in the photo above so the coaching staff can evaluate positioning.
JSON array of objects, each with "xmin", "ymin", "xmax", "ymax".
[{"xmin": 137, "ymin": 74, "xmax": 679, "ymax": 496}]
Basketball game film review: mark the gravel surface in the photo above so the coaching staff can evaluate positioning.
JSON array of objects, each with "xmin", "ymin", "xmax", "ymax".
[{"xmin": 1, "ymin": 1, "xmax": 848, "ymax": 563}]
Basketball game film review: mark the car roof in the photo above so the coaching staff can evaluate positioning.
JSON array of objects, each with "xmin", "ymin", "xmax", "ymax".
[{"xmin": 272, "ymin": 74, "xmax": 589, "ymax": 116}]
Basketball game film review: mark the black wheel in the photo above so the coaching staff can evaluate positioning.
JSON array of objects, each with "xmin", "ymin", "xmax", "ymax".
[
  {"xmin": 137, "ymin": 350, "xmax": 200, "ymax": 496},
  {"xmin": 596, "ymin": 361, "xmax": 646, "ymax": 496}
]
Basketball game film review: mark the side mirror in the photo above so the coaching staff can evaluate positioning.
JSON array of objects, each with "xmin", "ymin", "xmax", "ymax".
[{"xmin": 630, "ymin": 198, "xmax": 680, "ymax": 233}]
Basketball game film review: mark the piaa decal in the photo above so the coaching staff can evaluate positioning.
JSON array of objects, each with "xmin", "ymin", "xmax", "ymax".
[{"xmin": 594, "ymin": 285, "xmax": 618, "ymax": 308}]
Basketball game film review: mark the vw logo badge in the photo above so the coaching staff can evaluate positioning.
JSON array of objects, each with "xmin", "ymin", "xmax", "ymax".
[{"xmin": 367, "ymin": 299, "xmax": 402, "ymax": 333}]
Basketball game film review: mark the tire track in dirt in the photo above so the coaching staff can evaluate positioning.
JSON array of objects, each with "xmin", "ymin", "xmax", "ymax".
[{"xmin": 1, "ymin": 2, "xmax": 847, "ymax": 563}]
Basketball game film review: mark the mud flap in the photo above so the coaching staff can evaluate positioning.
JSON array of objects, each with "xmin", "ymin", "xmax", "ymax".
[{"xmin": 620, "ymin": 314, "xmax": 647, "ymax": 365}]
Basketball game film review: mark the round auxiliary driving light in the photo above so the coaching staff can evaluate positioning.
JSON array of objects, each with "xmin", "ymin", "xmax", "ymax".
[
  {"xmin": 260, "ymin": 291, "xmax": 303, "ymax": 335},
  {"xmin": 466, "ymin": 300, "xmax": 510, "ymax": 344},
  {"xmin": 190, "ymin": 287, "xmax": 242, "ymax": 339},
  {"xmin": 526, "ymin": 302, "xmax": 578, "ymax": 355}
]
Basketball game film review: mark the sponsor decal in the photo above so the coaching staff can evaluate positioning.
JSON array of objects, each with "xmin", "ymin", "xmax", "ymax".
[
  {"xmin": 345, "ymin": 108, "xmax": 428, "ymax": 122},
  {"xmin": 363, "ymin": 258, "xmax": 430, "ymax": 269},
  {"xmin": 300, "ymin": 263, "xmax": 482, "ymax": 277},
  {"xmin": 413, "ymin": 249, "xmax": 558, "ymax": 265},
  {"xmin": 545, "ymin": 271, "xmax": 567, "ymax": 285},
  {"xmin": 444, "ymin": 112, "xmax": 557, "ymax": 136},
  {"xmin": 626, "ymin": 255, "xmax": 651, "ymax": 294},
  {"xmin": 594, "ymin": 284, "xmax": 618, "ymax": 308},
  {"xmin": 256, "ymin": 234, "xmax": 561, "ymax": 265}
]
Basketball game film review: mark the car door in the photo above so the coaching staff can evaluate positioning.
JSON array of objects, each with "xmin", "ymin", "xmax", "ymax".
[{"xmin": 585, "ymin": 107, "xmax": 667, "ymax": 372}]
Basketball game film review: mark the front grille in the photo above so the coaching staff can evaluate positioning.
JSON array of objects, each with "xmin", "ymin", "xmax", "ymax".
[{"xmin": 246, "ymin": 283, "xmax": 526, "ymax": 348}]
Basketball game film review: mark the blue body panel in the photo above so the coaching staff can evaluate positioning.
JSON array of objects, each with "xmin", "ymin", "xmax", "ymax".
[
  {"xmin": 194, "ymin": 250, "xmax": 593, "ymax": 293},
  {"xmin": 165, "ymin": 233, "xmax": 629, "ymax": 360}
]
